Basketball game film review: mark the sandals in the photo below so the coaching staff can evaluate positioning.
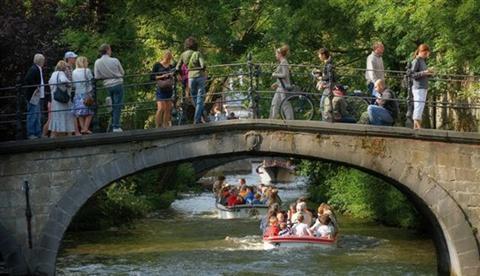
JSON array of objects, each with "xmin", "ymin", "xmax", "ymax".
[{"xmin": 81, "ymin": 130, "xmax": 93, "ymax": 135}]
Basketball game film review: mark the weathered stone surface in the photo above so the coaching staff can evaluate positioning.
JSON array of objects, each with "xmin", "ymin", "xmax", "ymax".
[{"xmin": 0, "ymin": 120, "xmax": 478, "ymax": 276}]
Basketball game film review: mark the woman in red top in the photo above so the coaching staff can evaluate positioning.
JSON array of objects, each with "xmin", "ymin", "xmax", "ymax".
[{"xmin": 263, "ymin": 216, "xmax": 280, "ymax": 237}]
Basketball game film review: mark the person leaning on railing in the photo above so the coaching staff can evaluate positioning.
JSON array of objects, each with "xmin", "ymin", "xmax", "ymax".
[{"xmin": 94, "ymin": 43, "xmax": 125, "ymax": 132}]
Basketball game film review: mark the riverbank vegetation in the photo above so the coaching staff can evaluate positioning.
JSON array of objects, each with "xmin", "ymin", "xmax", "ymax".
[
  {"xmin": 69, "ymin": 163, "xmax": 197, "ymax": 231},
  {"xmin": 299, "ymin": 160, "xmax": 427, "ymax": 230}
]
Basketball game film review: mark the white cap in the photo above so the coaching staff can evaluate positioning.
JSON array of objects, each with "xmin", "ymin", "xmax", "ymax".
[{"xmin": 64, "ymin": 51, "xmax": 78, "ymax": 59}]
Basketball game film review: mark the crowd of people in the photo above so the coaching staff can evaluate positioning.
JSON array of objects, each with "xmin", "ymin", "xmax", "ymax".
[
  {"xmin": 261, "ymin": 198, "xmax": 338, "ymax": 240},
  {"xmin": 23, "ymin": 38, "xmax": 432, "ymax": 139},
  {"xmin": 269, "ymin": 42, "xmax": 432, "ymax": 129},
  {"xmin": 24, "ymin": 44, "xmax": 125, "ymax": 139},
  {"xmin": 213, "ymin": 176, "xmax": 282, "ymax": 207},
  {"xmin": 212, "ymin": 175, "xmax": 338, "ymax": 240}
]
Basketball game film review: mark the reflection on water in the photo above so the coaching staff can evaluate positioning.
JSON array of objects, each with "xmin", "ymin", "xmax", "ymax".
[{"xmin": 57, "ymin": 172, "xmax": 436, "ymax": 275}]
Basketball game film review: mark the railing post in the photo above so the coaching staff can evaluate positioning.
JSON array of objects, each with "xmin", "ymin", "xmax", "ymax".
[
  {"xmin": 247, "ymin": 52, "xmax": 259, "ymax": 119},
  {"xmin": 91, "ymin": 78, "xmax": 100, "ymax": 132},
  {"xmin": 15, "ymin": 73, "xmax": 23, "ymax": 140},
  {"xmin": 405, "ymin": 61, "xmax": 414, "ymax": 128}
]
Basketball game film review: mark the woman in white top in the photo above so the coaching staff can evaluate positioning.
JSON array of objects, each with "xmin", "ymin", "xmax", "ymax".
[
  {"xmin": 310, "ymin": 214, "xmax": 334, "ymax": 239},
  {"xmin": 49, "ymin": 60, "xmax": 75, "ymax": 137},
  {"xmin": 72, "ymin": 56, "xmax": 94, "ymax": 134}
]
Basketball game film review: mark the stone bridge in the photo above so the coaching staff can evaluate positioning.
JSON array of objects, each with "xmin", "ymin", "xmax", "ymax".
[{"xmin": 0, "ymin": 120, "xmax": 479, "ymax": 275}]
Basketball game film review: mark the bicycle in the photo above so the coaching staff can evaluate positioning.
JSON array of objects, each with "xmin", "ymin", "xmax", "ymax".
[{"xmin": 279, "ymin": 70, "xmax": 370, "ymax": 121}]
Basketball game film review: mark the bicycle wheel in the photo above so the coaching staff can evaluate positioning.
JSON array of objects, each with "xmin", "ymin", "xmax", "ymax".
[{"xmin": 280, "ymin": 94, "xmax": 315, "ymax": 120}]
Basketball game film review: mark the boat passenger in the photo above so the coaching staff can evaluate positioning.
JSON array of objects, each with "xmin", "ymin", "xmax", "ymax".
[
  {"xmin": 291, "ymin": 202, "xmax": 313, "ymax": 226},
  {"xmin": 291, "ymin": 214, "xmax": 313, "ymax": 237},
  {"xmin": 260, "ymin": 204, "xmax": 280, "ymax": 234},
  {"xmin": 251, "ymin": 193, "xmax": 263, "ymax": 205},
  {"xmin": 226, "ymin": 191, "xmax": 243, "ymax": 207},
  {"xmin": 287, "ymin": 202, "xmax": 296, "ymax": 225},
  {"xmin": 276, "ymin": 212, "xmax": 286, "ymax": 223},
  {"xmin": 310, "ymin": 215, "xmax": 334, "ymax": 239},
  {"xmin": 278, "ymin": 222, "xmax": 291, "ymax": 236},
  {"xmin": 244, "ymin": 187, "xmax": 255, "ymax": 204},
  {"xmin": 239, "ymin": 178, "xmax": 246, "ymax": 188},
  {"xmin": 239, "ymin": 185, "xmax": 249, "ymax": 199},
  {"xmin": 263, "ymin": 216, "xmax": 280, "ymax": 237},
  {"xmin": 213, "ymin": 175, "xmax": 226, "ymax": 199},
  {"xmin": 318, "ymin": 203, "xmax": 338, "ymax": 233},
  {"xmin": 219, "ymin": 186, "xmax": 230, "ymax": 205},
  {"xmin": 266, "ymin": 189, "xmax": 282, "ymax": 207}
]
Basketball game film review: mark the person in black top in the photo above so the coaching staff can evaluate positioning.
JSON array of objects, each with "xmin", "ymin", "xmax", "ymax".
[
  {"xmin": 24, "ymin": 54, "xmax": 46, "ymax": 139},
  {"xmin": 315, "ymin": 48, "xmax": 335, "ymax": 120},
  {"xmin": 151, "ymin": 50, "xmax": 175, "ymax": 128},
  {"xmin": 367, "ymin": 79, "xmax": 399, "ymax": 126}
]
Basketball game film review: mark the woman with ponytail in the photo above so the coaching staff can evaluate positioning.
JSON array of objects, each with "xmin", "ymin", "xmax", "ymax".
[{"xmin": 410, "ymin": 44, "xmax": 433, "ymax": 129}]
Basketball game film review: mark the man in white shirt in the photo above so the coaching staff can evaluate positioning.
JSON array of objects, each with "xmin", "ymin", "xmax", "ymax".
[
  {"xmin": 365, "ymin": 42, "xmax": 385, "ymax": 103},
  {"xmin": 94, "ymin": 44, "xmax": 125, "ymax": 132}
]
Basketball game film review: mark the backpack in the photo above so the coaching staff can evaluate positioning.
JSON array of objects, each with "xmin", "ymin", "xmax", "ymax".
[{"xmin": 387, "ymin": 89, "xmax": 400, "ymax": 121}]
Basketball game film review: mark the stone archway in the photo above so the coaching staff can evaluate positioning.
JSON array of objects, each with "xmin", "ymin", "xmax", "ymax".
[{"xmin": 28, "ymin": 129, "xmax": 478, "ymax": 275}]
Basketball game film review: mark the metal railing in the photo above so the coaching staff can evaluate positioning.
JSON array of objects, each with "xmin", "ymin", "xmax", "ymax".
[{"xmin": 1, "ymin": 54, "xmax": 479, "ymax": 141}]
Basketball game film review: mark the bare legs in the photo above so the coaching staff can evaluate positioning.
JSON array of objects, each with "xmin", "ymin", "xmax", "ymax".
[
  {"xmin": 156, "ymin": 100, "xmax": 172, "ymax": 128},
  {"xmin": 78, "ymin": 115, "xmax": 93, "ymax": 134},
  {"xmin": 413, "ymin": 119, "xmax": 422, "ymax": 129}
]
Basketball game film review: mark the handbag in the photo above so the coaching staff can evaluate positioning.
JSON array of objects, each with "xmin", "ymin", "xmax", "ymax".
[
  {"xmin": 82, "ymin": 69, "xmax": 95, "ymax": 106},
  {"xmin": 157, "ymin": 76, "xmax": 173, "ymax": 89},
  {"xmin": 53, "ymin": 72, "xmax": 70, "ymax": 103},
  {"xmin": 83, "ymin": 93, "xmax": 95, "ymax": 106}
]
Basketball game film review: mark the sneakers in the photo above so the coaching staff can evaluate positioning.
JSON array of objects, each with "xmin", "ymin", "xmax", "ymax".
[
  {"xmin": 27, "ymin": 135, "xmax": 39, "ymax": 140},
  {"xmin": 112, "ymin": 128, "xmax": 123, "ymax": 132}
]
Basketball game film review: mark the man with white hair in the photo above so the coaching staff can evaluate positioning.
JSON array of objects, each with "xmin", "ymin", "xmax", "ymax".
[
  {"xmin": 24, "ymin": 53, "xmax": 45, "ymax": 139},
  {"xmin": 365, "ymin": 41, "xmax": 385, "ymax": 103}
]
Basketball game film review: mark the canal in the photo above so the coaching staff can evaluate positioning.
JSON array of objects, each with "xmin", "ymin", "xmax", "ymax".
[{"xmin": 57, "ymin": 172, "xmax": 437, "ymax": 275}]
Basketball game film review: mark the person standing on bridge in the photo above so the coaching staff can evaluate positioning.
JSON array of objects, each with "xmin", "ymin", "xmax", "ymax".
[
  {"xmin": 410, "ymin": 44, "xmax": 433, "ymax": 129},
  {"xmin": 365, "ymin": 42, "xmax": 385, "ymax": 104},
  {"xmin": 48, "ymin": 61, "xmax": 75, "ymax": 137},
  {"xmin": 23, "ymin": 54, "xmax": 46, "ymax": 139},
  {"xmin": 269, "ymin": 44, "xmax": 293, "ymax": 120},
  {"xmin": 64, "ymin": 51, "xmax": 81, "ymax": 136},
  {"xmin": 94, "ymin": 44, "xmax": 125, "ymax": 132},
  {"xmin": 151, "ymin": 50, "xmax": 175, "ymax": 128},
  {"xmin": 176, "ymin": 37, "xmax": 206, "ymax": 124},
  {"xmin": 315, "ymin": 48, "xmax": 335, "ymax": 120}
]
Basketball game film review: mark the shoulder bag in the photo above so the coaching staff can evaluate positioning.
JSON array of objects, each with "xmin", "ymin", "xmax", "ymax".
[
  {"xmin": 83, "ymin": 69, "xmax": 95, "ymax": 106},
  {"xmin": 53, "ymin": 72, "xmax": 70, "ymax": 104}
]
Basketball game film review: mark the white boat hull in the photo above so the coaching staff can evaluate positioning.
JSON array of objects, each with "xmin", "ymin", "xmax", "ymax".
[
  {"xmin": 216, "ymin": 203, "xmax": 268, "ymax": 219},
  {"xmin": 263, "ymin": 236, "xmax": 337, "ymax": 250}
]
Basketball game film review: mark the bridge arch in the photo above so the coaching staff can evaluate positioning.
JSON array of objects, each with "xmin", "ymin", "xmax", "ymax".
[{"xmin": 1, "ymin": 121, "xmax": 477, "ymax": 275}]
